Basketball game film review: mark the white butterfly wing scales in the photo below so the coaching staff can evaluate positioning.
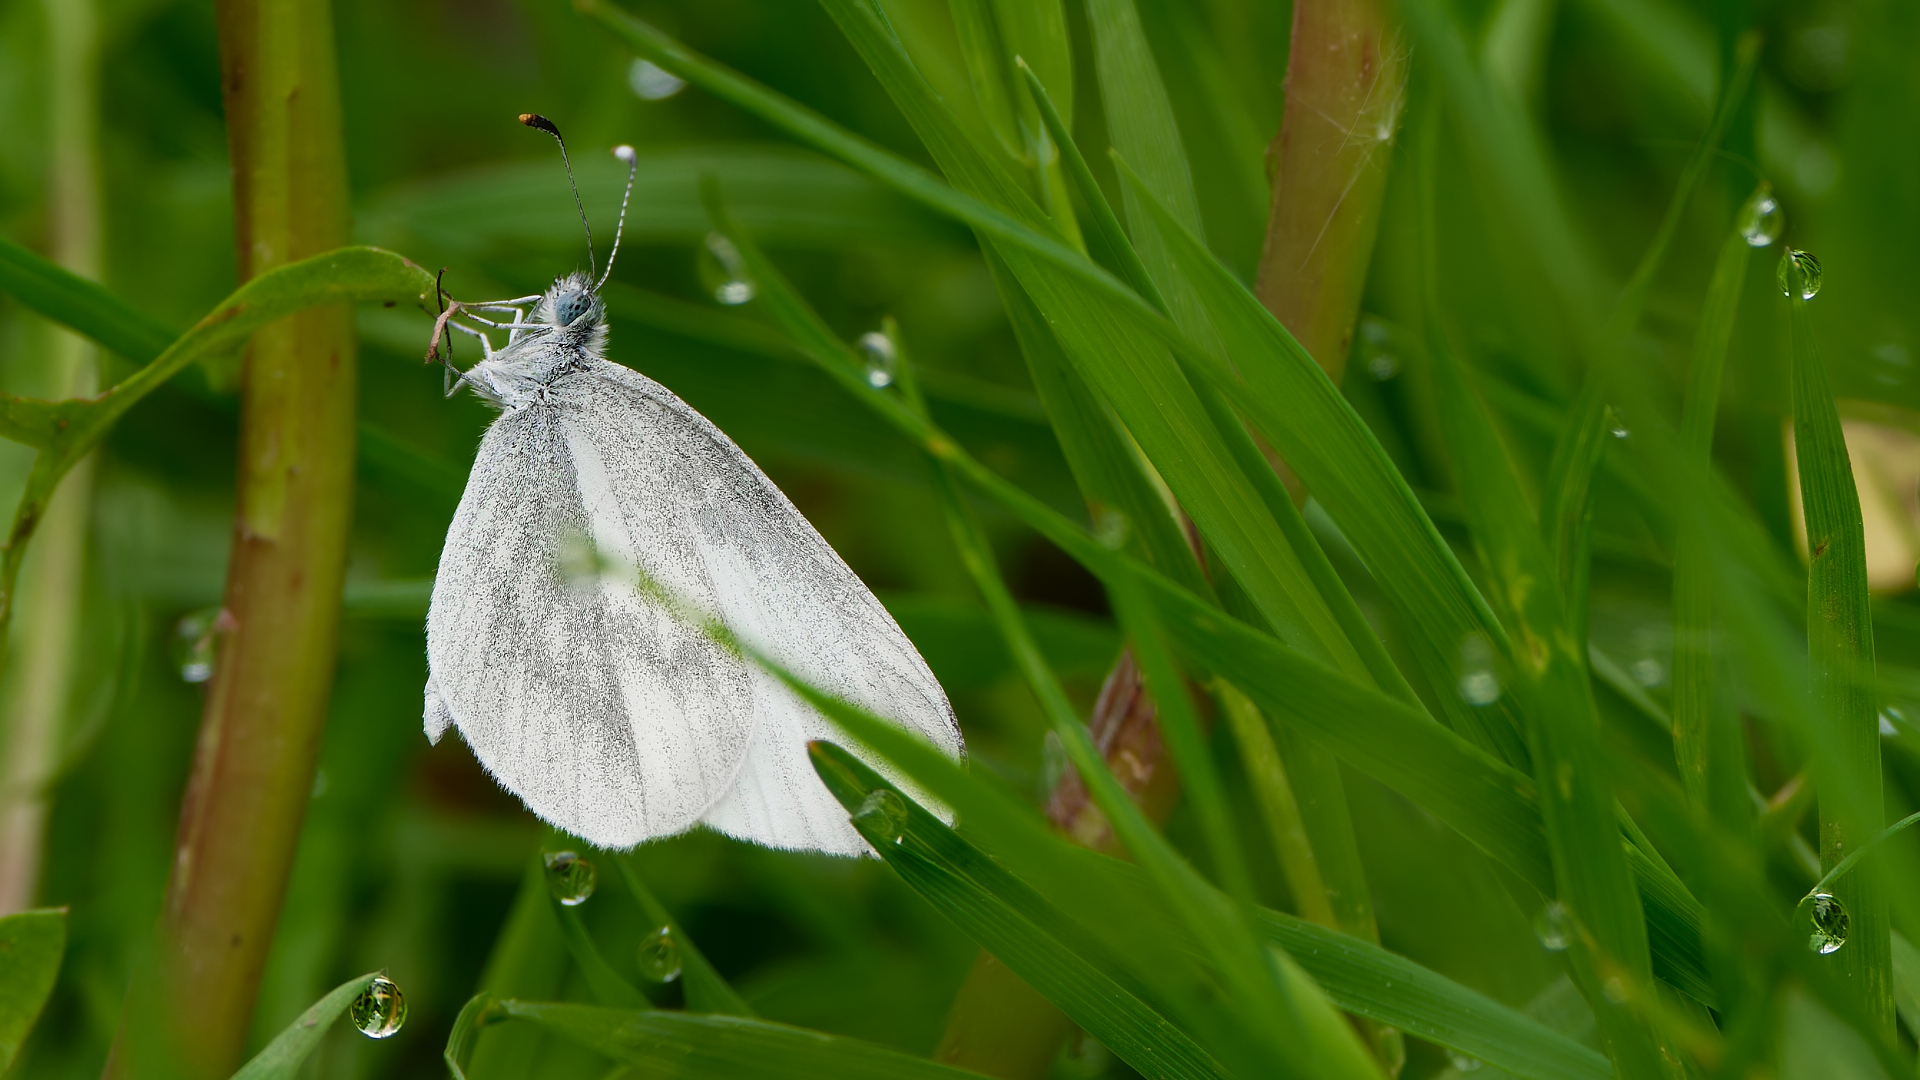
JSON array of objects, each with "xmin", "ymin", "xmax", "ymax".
[
  {"xmin": 564, "ymin": 360, "xmax": 960, "ymax": 854},
  {"xmin": 427, "ymin": 354, "xmax": 960, "ymax": 855},
  {"xmin": 426, "ymin": 401, "xmax": 756, "ymax": 849}
]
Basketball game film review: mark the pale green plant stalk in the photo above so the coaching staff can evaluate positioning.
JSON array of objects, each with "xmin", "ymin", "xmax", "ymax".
[
  {"xmin": 106, "ymin": 0, "xmax": 360, "ymax": 1074},
  {"xmin": 0, "ymin": 0, "xmax": 102, "ymax": 917}
]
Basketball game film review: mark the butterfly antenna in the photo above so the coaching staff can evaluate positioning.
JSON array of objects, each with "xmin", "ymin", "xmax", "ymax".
[
  {"xmin": 596, "ymin": 146, "xmax": 638, "ymax": 291},
  {"xmin": 520, "ymin": 113, "xmax": 595, "ymax": 278}
]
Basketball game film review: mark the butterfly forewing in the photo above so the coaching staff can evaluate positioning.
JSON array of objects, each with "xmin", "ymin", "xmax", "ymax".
[
  {"xmin": 559, "ymin": 361, "xmax": 960, "ymax": 854},
  {"xmin": 427, "ymin": 400, "xmax": 756, "ymax": 849}
]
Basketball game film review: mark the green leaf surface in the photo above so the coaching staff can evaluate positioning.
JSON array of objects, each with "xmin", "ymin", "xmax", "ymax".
[
  {"xmin": 610, "ymin": 857, "xmax": 754, "ymax": 1016},
  {"xmin": 0, "ymin": 236, "xmax": 175, "ymax": 364},
  {"xmin": 498, "ymin": 1000, "xmax": 994, "ymax": 1079},
  {"xmin": 228, "ymin": 972, "xmax": 378, "ymax": 1080},
  {"xmin": 0, "ymin": 908, "xmax": 66, "ymax": 1072},
  {"xmin": 1787, "ymin": 255, "xmax": 1892, "ymax": 1032}
]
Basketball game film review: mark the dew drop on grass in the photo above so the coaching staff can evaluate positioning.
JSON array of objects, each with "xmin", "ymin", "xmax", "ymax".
[
  {"xmin": 1803, "ymin": 891, "xmax": 1849, "ymax": 954},
  {"xmin": 1777, "ymin": 249, "xmax": 1823, "ymax": 300},
  {"xmin": 858, "ymin": 331, "xmax": 897, "ymax": 388},
  {"xmin": 1534, "ymin": 901, "xmax": 1570, "ymax": 951},
  {"xmin": 1456, "ymin": 634, "xmax": 1501, "ymax": 706},
  {"xmin": 702, "ymin": 233, "xmax": 755, "ymax": 305},
  {"xmin": 853, "ymin": 788, "xmax": 908, "ymax": 844},
  {"xmin": 350, "ymin": 975, "xmax": 406, "ymax": 1039},
  {"xmin": 1091, "ymin": 505, "xmax": 1130, "ymax": 550},
  {"xmin": 1447, "ymin": 1049, "xmax": 1484, "ymax": 1072},
  {"xmin": 543, "ymin": 850, "xmax": 597, "ymax": 906},
  {"xmin": 1741, "ymin": 189, "xmax": 1782, "ymax": 247},
  {"xmin": 1605, "ymin": 406, "xmax": 1630, "ymax": 440},
  {"xmin": 173, "ymin": 607, "xmax": 221, "ymax": 683},
  {"xmin": 636, "ymin": 926, "xmax": 683, "ymax": 983},
  {"xmin": 1367, "ymin": 353, "xmax": 1399, "ymax": 381}
]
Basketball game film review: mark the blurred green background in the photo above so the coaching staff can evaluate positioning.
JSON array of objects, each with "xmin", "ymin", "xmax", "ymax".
[{"xmin": 0, "ymin": 0, "xmax": 1916, "ymax": 1075}]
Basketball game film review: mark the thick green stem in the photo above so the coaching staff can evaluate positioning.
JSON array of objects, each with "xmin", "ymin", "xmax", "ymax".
[
  {"xmin": 105, "ymin": 0, "xmax": 357, "ymax": 1075},
  {"xmin": 1253, "ymin": 0, "xmax": 1406, "ymax": 382},
  {"xmin": 0, "ymin": 0, "xmax": 103, "ymax": 916}
]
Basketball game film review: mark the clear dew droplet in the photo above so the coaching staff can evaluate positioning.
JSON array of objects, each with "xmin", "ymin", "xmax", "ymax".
[
  {"xmin": 628, "ymin": 58, "xmax": 687, "ymax": 101},
  {"xmin": 1777, "ymin": 249, "xmax": 1823, "ymax": 300},
  {"xmin": 636, "ymin": 926, "xmax": 683, "ymax": 983},
  {"xmin": 350, "ymin": 976, "xmax": 406, "ymax": 1039},
  {"xmin": 1534, "ymin": 901, "xmax": 1570, "ymax": 951},
  {"xmin": 1803, "ymin": 891, "xmax": 1849, "ymax": 954},
  {"xmin": 1091, "ymin": 505, "xmax": 1130, "ymax": 550},
  {"xmin": 1740, "ymin": 190, "xmax": 1783, "ymax": 247},
  {"xmin": 857, "ymin": 331, "xmax": 897, "ymax": 388},
  {"xmin": 702, "ymin": 233, "xmax": 755, "ymax": 305},
  {"xmin": 543, "ymin": 850, "xmax": 597, "ymax": 906},
  {"xmin": 1367, "ymin": 353, "xmax": 1399, "ymax": 381},
  {"xmin": 173, "ymin": 608, "xmax": 221, "ymax": 683},
  {"xmin": 852, "ymin": 788, "xmax": 909, "ymax": 844},
  {"xmin": 1447, "ymin": 1049, "xmax": 1484, "ymax": 1073},
  {"xmin": 1456, "ymin": 633, "xmax": 1501, "ymax": 706}
]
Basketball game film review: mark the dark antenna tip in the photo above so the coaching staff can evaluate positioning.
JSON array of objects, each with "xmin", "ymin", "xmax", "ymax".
[{"xmin": 519, "ymin": 112, "xmax": 596, "ymax": 277}]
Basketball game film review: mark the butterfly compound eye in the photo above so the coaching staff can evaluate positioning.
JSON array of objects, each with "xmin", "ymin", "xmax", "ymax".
[{"xmin": 554, "ymin": 290, "xmax": 593, "ymax": 326}]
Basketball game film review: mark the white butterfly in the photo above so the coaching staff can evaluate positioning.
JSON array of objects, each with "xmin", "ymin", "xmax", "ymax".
[{"xmin": 421, "ymin": 118, "xmax": 961, "ymax": 856}]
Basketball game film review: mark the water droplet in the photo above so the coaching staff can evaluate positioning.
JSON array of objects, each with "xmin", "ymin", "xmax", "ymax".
[
  {"xmin": 702, "ymin": 233, "xmax": 755, "ymax": 305},
  {"xmin": 351, "ymin": 976, "xmax": 406, "ymax": 1039},
  {"xmin": 1880, "ymin": 709, "xmax": 1901, "ymax": 737},
  {"xmin": 1604, "ymin": 405, "xmax": 1629, "ymax": 440},
  {"xmin": 173, "ymin": 607, "xmax": 222, "ymax": 683},
  {"xmin": 1040, "ymin": 730, "xmax": 1070, "ymax": 792},
  {"xmin": 1367, "ymin": 353, "xmax": 1399, "ymax": 381},
  {"xmin": 628, "ymin": 58, "xmax": 687, "ymax": 101},
  {"xmin": 1777, "ymin": 249, "xmax": 1822, "ymax": 301},
  {"xmin": 1803, "ymin": 891, "xmax": 1849, "ymax": 954},
  {"xmin": 636, "ymin": 926, "xmax": 683, "ymax": 983},
  {"xmin": 1740, "ymin": 189, "xmax": 1783, "ymax": 247},
  {"xmin": 1447, "ymin": 1049, "xmax": 1484, "ymax": 1072},
  {"xmin": 1091, "ymin": 505, "xmax": 1130, "ymax": 550},
  {"xmin": 1456, "ymin": 634, "xmax": 1501, "ymax": 706},
  {"xmin": 1534, "ymin": 901, "xmax": 1570, "ymax": 951},
  {"xmin": 852, "ymin": 788, "xmax": 908, "ymax": 844},
  {"xmin": 857, "ymin": 332, "xmax": 897, "ymax": 388},
  {"xmin": 544, "ymin": 850, "xmax": 597, "ymax": 906},
  {"xmin": 1601, "ymin": 975, "xmax": 1628, "ymax": 1003},
  {"xmin": 1057, "ymin": 1030, "xmax": 1113, "ymax": 1077},
  {"xmin": 1630, "ymin": 656, "xmax": 1666, "ymax": 688}
]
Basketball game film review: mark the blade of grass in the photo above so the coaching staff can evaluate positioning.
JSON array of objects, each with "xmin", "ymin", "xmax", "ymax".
[
  {"xmin": 820, "ymin": 742, "xmax": 1614, "ymax": 1080},
  {"xmin": 0, "ymin": 236, "xmax": 174, "ymax": 365},
  {"xmin": 610, "ymin": 857, "xmax": 753, "ymax": 1016},
  {"xmin": 0, "ymin": 908, "xmax": 65, "ymax": 1071},
  {"xmin": 1785, "ymin": 248, "xmax": 1893, "ymax": 1035},
  {"xmin": 1536, "ymin": 32, "xmax": 1758, "ymax": 641},
  {"xmin": 1413, "ymin": 107, "xmax": 1679, "ymax": 1077},
  {"xmin": 227, "ymin": 973, "xmax": 380, "ymax": 1080},
  {"xmin": 1672, "ymin": 187, "xmax": 1766, "ymax": 823},
  {"xmin": 499, "ymin": 1000, "xmax": 1005, "ymax": 1080},
  {"xmin": 547, "ymin": 893, "xmax": 648, "ymax": 1010},
  {"xmin": 811, "ymin": 743, "xmax": 1230, "ymax": 1080}
]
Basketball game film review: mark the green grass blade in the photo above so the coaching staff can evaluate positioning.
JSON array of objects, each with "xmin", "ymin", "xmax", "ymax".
[
  {"xmin": 0, "ymin": 908, "xmax": 65, "ymax": 1071},
  {"xmin": 610, "ymin": 857, "xmax": 754, "ymax": 1016},
  {"xmin": 444, "ymin": 993, "xmax": 502, "ymax": 1080},
  {"xmin": 499, "ymin": 1000, "xmax": 999, "ymax": 1079},
  {"xmin": 228, "ymin": 973, "xmax": 379, "ymax": 1080},
  {"xmin": 0, "ymin": 235, "xmax": 174, "ymax": 364},
  {"xmin": 546, "ymin": 888, "xmax": 649, "ymax": 1010},
  {"xmin": 1535, "ymin": 33, "xmax": 1758, "ymax": 635},
  {"xmin": 1786, "ymin": 250, "xmax": 1892, "ymax": 1034},
  {"xmin": 1105, "ymin": 153, "xmax": 1525, "ymax": 764},
  {"xmin": 1672, "ymin": 187, "xmax": 1766, "ymax": 821},
  {"xmin": 810, "ymin": 743, "xmax": 1231, "ymax": 1080}
]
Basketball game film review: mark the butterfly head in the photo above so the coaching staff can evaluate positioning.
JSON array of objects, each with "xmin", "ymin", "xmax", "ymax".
[{"xmin": 539, "ymin": 271, "xmax": 604, "ymax": 330}]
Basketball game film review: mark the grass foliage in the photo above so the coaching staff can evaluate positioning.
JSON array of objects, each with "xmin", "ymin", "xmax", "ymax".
[{"xmin": 2, "ymin": 0, "xmax": 1920, "ymax": 1076}]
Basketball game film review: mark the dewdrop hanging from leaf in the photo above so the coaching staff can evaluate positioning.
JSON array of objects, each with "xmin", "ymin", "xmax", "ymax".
[{"xmin": 420, "ymin": 115, "xmax": 961, "ymax": 856}]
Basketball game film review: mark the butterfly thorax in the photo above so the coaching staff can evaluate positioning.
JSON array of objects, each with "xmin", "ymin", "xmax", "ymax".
[{"xmin": 466, "ymin": 272, "xmax": 609, "ymax": 408}]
